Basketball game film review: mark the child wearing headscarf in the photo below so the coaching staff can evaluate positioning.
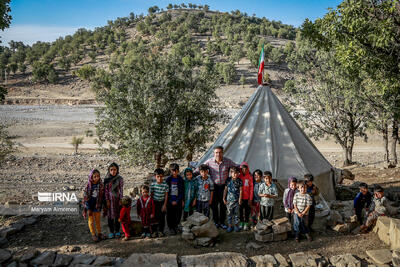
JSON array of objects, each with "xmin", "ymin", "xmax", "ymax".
[
  {"xmin": 251, "ymin": 169, "xmax": 263, "ymax": 225},
  {"xmin": 183, "ymin": 167, "xmax": 198, "ymax": 221},
  {"xmin": 104, "ymin": 162, "xmax": 124, "ymax": 239},
  {"xmin": 283, "ymin": 177, "xmax": 298, "ymax": 223},
  {"xmin": 83, "ymin": 169, "xmax": 104, "ymax": 242}
]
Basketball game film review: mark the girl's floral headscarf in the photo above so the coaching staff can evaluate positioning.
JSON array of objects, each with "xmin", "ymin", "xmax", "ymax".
[
  {"xmin": 284, "ymin": 176, "xmax": 297, "ymax": 210},
  {"xmin": 83, "ymin": 169, "xmax": 104, "ymax": 218}
]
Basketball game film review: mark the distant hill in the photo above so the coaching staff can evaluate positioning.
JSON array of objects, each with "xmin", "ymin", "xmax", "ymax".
[{"xmin": 0, "ymin": 4, "xmax": 296, "ymax": 107}]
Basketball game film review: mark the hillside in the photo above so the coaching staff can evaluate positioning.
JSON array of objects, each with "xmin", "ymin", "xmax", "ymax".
[{"xmin": 1, "ymin": 6, "xmax": 295, "ymax": 107}]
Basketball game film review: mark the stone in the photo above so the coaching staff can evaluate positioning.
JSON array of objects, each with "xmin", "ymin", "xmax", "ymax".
[
  {"xmin": 30, "ymin": 251, "xmax": 56, "ymax": 266},
  {"xmin": 187, "ymin": 212, "xmax": 209, "ymax": 226},
  {"xmin": 257, "ymin": 228, "xmax": 272, "ymax": 235},
  {"xmin": 273, "ymin": 232, "xmax": 288, "ymax": 241},
  {"xmin": 256, "ymin": 221, "xmax": 272, "ymax": 231},
  {"xmin": 390, "ymin": 218, "xmax": 400, "ymax": 250},
  {"xmin": 273, "ymin": 217, "xmax": 289, "ymax": 225},
  {"xmin": 191, "ymin": 220, "xmax": 219, "ymax": 238},
  {"xmin": 330, "ymin": 254, "xmax": 361, "ymax": 267},
  {"xmin": 272, "ymin": 222, "xmax": 291, "ymax": 234},
  {"xmin": 121, "ymin": 253, "xmax": 177, "ymax": 267},
  {"xmin": 366, "ymin": 249, "xmax": 393, "ymax": 265},
  {"xmin": 180, "ymin": 252, "xmax": 249, "ymax": 267},
  {"xmin": 22, "ymin": 216, "xmax": 37, "ymax": 225},
  {"xmin": 182, "ymin": 226, "xmax": 191, "ymax": 232},
  {"xmin": 0, "ymin": 237, "xmax": 7, "ymax": 247},
  {"xmin": 0, "ymin": 227, "xmax": 19, "ymax": 238},
  {"xmin": 182, "ymin": 232, "xmax": 195, "ymax": 240},
  {"xmin": 181, "ymin": 221, "xmax": 193, "ymax": 228},
  {"xmin": 70, "ymin": 254, "xmax": 96, "ymax": 265},
  {"xmin": 53, "ymin": 253, "xmax": 73, "ymax": 266},
  {"xmin": 0, "ymin": 249, "xmax": 12, "ymax": 264},
  {"xmin": 333, "ymin": 224, "xmax": 348, "ymax": 233},
  {"xmin": 255, "ymin": 232, "xmax": 274, "ymax": 242},
  {"xmin": 11, "ymin": 222, "xmax": 24, "ymax": 231},
  {"xmin": 92, "ymin": 255, "xmax": 114, "ymax": 266},
  {"xmin": 251, "ymin": 254, "xmax": 277, "ymax": 267},
  {"xmin": 329, "ymin": 210, "xmax": 343, "ymax": 225},
  {"xmin": 289, "ymin": 252, "xmax": 317, "ymax": 267},
  {"xmin": 274, "ymin": 253, "xmax": 289, "ymax": 267},
  {"xmin": 196, "ymin": 237, "xmax": 213, "ymax": 247},
  {"xmin": 114, "ymin": 257, "xmax": 125, "ymax": 267},
  {"xmin": 374, "ymin": 216, "xmax": 391, "ymax": 245},
  {"xmin": 246, "ymin": 242, "xmax": 263, "ymax": 250},
  {"xmin": 6, "ymin": 261, "xmax": 17, "ymax": 267},
  {"xmin": 20, "ymin": 249, "xmax": 40, "ymax": 263}
]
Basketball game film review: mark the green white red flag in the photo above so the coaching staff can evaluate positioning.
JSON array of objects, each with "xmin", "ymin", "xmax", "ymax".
[{"xmin": 257, "ymin": 45, "xmax": 264, "ymax": 85}]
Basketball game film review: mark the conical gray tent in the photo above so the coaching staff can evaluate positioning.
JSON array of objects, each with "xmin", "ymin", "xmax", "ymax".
[{"xmin": 197, "ymin": 86, "xmax": 336, "ymax": 200}]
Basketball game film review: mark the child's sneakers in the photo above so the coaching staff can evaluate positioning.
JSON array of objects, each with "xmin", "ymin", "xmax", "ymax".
[
  {"xmin": 115, "ymin": 232, "xmax": 121, "ymax": 238},
  {"xmin": 145, "ymin": 233, "xmax": 151, "ymax": 239},
  {"xmin": 220, "ymin": 224, "xmax": 228, "ymax": 230},
  {"xmin": 306, "ymin": 233, "xmax": 312, "ymax": 242},
  {"xmin": 239, "ymin": 222, "xmax": 244, "ymax": 229},
  {"xmin": 226, "ymin": 226, "xmax": 234, "ymax": 233},
  {"xmin": 141, "ymin": 233, "xmax": 146, "ymax": 239},
  {"xmin": 234, "ymin": 225, "xmax": 241, "ymax": 232},
  {"xmin": 151, "ymin": 232, "xmax": 158, "ymax": 238},
  {"xmin": 108, "ymin": 233, "xmax": 115, "ymax": 239},
  {"xmin": 243, "ymin": 223, "xmax": 249, "ymax": 231},
  {"xmin": 123, "ymin": 236, "xmax": 130, "ymax": 241}
]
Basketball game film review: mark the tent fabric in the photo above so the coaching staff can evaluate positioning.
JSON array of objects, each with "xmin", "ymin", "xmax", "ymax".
[{"xmin": 197, "ymin": 86, "xmax": 336, "ymax": 200}]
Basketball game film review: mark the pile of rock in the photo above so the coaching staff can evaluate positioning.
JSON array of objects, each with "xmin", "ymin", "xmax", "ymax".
[
  {"xmin": 374, "ymin": 216, "xmax": 400, "ymax": 251},
  {"xmin": 254, "ymin": 217, "xmax": 291, "ymax": 242},
  {"xmin": 181, "ymin": 212, "xmax": 219, "ymax": 247}
]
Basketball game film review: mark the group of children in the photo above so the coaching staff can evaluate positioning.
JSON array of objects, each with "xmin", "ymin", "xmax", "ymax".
[
  {"xmin": 82, "ymin": 161, "xmax": 326, "ymax": 243},
  {"xmin": 353, "ymin": 182, "xmax": 389, "ymax": 233}
]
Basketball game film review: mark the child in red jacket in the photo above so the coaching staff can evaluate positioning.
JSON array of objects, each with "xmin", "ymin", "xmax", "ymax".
[
  {"xmin": 137, "ymin": 185, "xmax": 155, "ymax": 238},
  {"xmin": 239, "ymin": 162, "xmax": 254, "ymax": 230},
  {"xmin": 119, "ymin": 196, "xmax": 132, "ymax": 241}
]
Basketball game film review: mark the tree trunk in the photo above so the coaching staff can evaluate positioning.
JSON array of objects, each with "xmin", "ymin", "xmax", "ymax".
[
  {"xmin": 154, "ymin": 152, "xmax": 162, "ymax": 169},
  {"xmin": 390, "ymin": 119, "xmax": 398, "ymax": 166},
  {"xmin": 342, "ymin": 145, "xmax": 354, "ymax": 166},
  {"xmin": 74, "ymin": 144, "xmax": 78, "ymax": 154},
  {"xmin": 382, "ymin": 121, "xmax": 389, "ymax": 163}
]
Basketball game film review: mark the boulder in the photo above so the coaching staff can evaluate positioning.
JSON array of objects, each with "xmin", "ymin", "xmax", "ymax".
[
  {"xmin": 92, "ymin": 255, "xmax": 114, "ymax": 266},
  {"xmin": 70, "ymin": 254, "xmax": 96, "ymax": 265},
  {"xmin": 0, "ymin": 237, "xmax": 7, "ymax": 248},
  {"xmin": 121, "ymin": 253, "xmax": 177, "ymax": 267},
  {"xmin": 53, "ymin": 253, "xmax": 73, "ymax": 266},
  {"xmin": 5, "ymin": 261, "xmax": 17, "ymax": 267},
  {"xmin": 22, "ymin": 216, "xmax": 37, "ymax": 225},
  {"xmin": 191, "ymin": 220, "xmax": 219, "ymax": 238},
  {"xmin": 366, "ymin": 249, "xmax": 393, "ymax": 265},
  {"xmin": 386, "ymin": 205, "xmax": 399, "ymax": 216},
  {"xmin": 393, "ymin": 257, "xmax": 400, "ymax": 267},
  {"xmin": 390, "ymin": 218, "xmax": 400, "ymax": 250},
  {"xmin": 273, "ymin": 232, "xmax": 288, "ymax": 242},
  {"xmin": 333, "ymin": 224, "xmax": 348, "ymax": 233},
  {"xmin": 272, "ymin": 217, "xmax": 289, "ymax": 225},
  {"xmin": 374, "ymin": 216, "xmax": 391, "ymax": 245},
  {"xmin": 180, "ymin": 252, "xmax": 250, "ymax": 267},
  {"xmin": 0, "ymin": 227, "xmax": 19, "ymax": 238},
  {"xmin": 187, "ymin": 212, "xmax": 209, "ymax": 226},
  {"xmin": 0, "ymin": 249, "xmax": 12, "ymax": 264},
  {"xmin": 20, "ymin": 249, "xmax": 40, "ymax": 263},
  {"xmin": 288, "ymin": 252, "xmax": 317, "ymax": 267},
  {"xmin": 182, "ymin": 232, "xmax": 195, "ymax": 240},
  {"xmin": 196, "ymin": 237, "xmax": 213, "ymax": 247},
  {"xmin": 256, "ymin": 221, "xmax": 272, "ymax": 231},
  {"xmin": 274, "ymin": 253, "xmax": 289, "ymax": 267},
  {"xmin": 255, "ymin": 233, "xmax": 273, "ymax": 242},
  {"xmin": 30, "ymin": 251, "xmax": 56, "ymax": 266},
  {"xmin": 329, "ymin": 210, "xmax": 344, "ymax": 225},
  {"xmin": 250, "ymin": 254, "xmax": 277, "ymax": 267},
  {"xmin": 329, "ymin": 254, "xmax": 361, "ymax": 267},
  {"xmin": 272, "ymin": 222, "xmax": 291, "ymax": 234}
]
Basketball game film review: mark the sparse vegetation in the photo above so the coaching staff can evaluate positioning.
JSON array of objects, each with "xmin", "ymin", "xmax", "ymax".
[{"xmin": 71, "ymin": 136, "xmax": 84, "ymax": 154}]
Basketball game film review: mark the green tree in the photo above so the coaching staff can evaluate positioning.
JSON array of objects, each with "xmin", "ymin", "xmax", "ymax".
[
  {"xmin": 302, "ymin": 0, "xmax": 400, "ymax": 165},
  {"xmin": 8, "ymin": 62, "xmax": 17, "ymax": 74},
  {"xmin": 285, "ymin": 36, "xmax": 371, "ymax": 166},
  {"xmin": 0, "ymin": 0, "xmax": 11, "ymax": 31},
  {"xmin": 93, "ymin": 51, "xmax": 222, "ymax": 168},
  {"xmin": 75, "ymin": 65, "xmax": 96, "ymax": 81},
  {"xmin": 18, "ymin": 63, "xmax": 26, "ymax": 74}
]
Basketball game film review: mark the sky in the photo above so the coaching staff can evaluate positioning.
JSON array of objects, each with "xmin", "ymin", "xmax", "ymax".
[{"xmin": 1, "ymin": 0, "xmax": 342, "ymax": 46}]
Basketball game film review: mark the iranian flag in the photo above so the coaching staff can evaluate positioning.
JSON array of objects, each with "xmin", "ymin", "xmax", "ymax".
[{"xmin": 257, "ymin": 45, "xmax": 264, "ymax": 85}]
